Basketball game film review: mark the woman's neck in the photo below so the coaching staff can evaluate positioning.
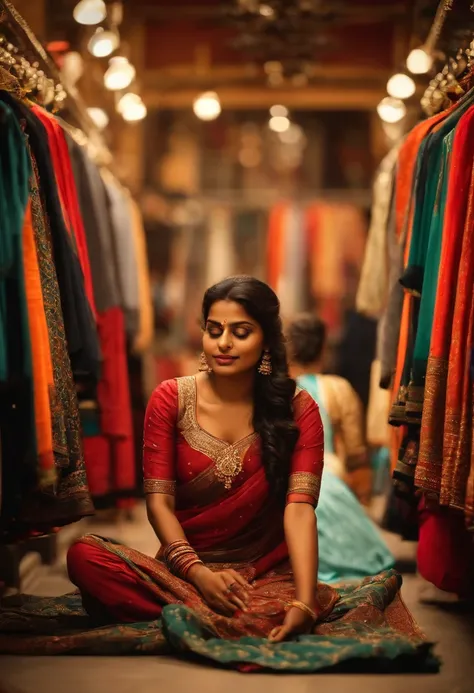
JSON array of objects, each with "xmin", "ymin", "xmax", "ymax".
[{"xmin": 205, "ymin": 371, "xmax": 255, "ymax": 403}]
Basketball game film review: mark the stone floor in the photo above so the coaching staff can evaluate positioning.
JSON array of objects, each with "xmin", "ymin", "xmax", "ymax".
[{"xmin": 1, "ymin": 503, "xmax": 473, "ymax": 693}]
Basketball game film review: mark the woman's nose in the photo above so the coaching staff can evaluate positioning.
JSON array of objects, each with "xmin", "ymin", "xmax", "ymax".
[{"xmin": 217, "ymin": 329, "xmax": 232, "ymax": 350}]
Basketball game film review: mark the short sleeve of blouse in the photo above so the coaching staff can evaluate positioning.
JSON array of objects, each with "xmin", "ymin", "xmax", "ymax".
[
  {"xmin": 287, "ymin": 389, "xmax": 324, "ymax": 507},
  {"xmin": 142, "ymin": 379, "xmax": 178, "ymax": 495}
]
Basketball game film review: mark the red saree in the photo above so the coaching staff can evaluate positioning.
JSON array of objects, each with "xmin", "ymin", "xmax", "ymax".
[{"xmin": 68, "ymin": 377, "xmax": 332, "ymax": 635}]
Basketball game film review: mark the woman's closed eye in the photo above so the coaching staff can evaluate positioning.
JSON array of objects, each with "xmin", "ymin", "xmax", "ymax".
[
  {"xmin": 206, "ymin": 326, "xmax": 252, "ymax": 340},
  {"xmin": 233, "ymin": 328, "xmax": 252, "ymax": 340}
]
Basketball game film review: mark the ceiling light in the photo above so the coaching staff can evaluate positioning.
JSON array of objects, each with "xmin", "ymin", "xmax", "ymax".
[
  {"xmin": 270, "ymin": 104, "xmax": 288, "ymax": 117},
  {"xmin": 117, "ymin": 92, "xmax": 147, "ymax": 121},
  {"xmin": 73, "ymin": 0, "xmax": 106, "ymax": 25},
  {"xmin": 104, "ymin": 56, "xmax": 135, "ymax": 91},
  {"xmin": 269, "ymin": 115, "xmax": 290, "ymax": 133},
  {"xmin": 377, "ymin": 97, "xmax": 406, "ymax": 124},
  {"xmin": 387, "ymin": 73, "xmax": 416, "ymax": 100},
  {"xmin": 259, "ymin": 4, "xmax": 274, "ymax": 17},
  {"xmin": 87, "ymin": 107, "xmax": 109, "ymax": 130},
  {"xmin": 88, "ymin": 27, "xmax": 119, "ymax": 58},
  {"xmin": 406, "ymin": 48, "xmax": 433, "ymax": 75},
  {"xmin": 193, "ymin": 91, "xmax": 221, "ymax": 121}
]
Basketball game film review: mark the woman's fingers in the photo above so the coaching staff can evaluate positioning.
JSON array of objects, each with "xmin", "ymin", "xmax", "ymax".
[
  {"xmin": 268, "ymin": 624, "xmax": 290, "ymax": 643},
  {"xmin": 229, "ymin": 593, "xmax": 248, "ymax": 612},
  {"xmin": 222, "ymin": 573, "xmax": 250, "ymax": 606},
  {"xmin": 228, "ymin": 570, "xmax": 252, "ymax": 589},
  {"xmin": 216, "ymin": 595, "xmax": 238, "ymax": 615}
]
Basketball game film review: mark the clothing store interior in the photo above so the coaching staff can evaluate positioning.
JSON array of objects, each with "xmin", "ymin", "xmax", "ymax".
[{"xmin": 0, "ymin": 0, "xmax": 473, "ymax": 691}]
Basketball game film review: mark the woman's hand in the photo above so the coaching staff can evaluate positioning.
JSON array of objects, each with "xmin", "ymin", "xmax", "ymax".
[
  {"xmin": 268, "ymin": 606, "xmax": 315, "ymax": 643},
  {"xmin": 188, "ymin": 565, "xmax": 251, "ymax": 615}
]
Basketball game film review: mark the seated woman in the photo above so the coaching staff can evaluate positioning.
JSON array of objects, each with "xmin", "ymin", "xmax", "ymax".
[
  {"xmin": 287, "ymin": 314, "xmax": 394, "ymax": 583},
  {"xmin": 4, "ymin": 277, "xmax": 431, "ymax": 669}
]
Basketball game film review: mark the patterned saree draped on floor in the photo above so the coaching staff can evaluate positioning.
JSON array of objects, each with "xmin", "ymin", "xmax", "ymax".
[{"xmin": 0, "ymin": 377, "xmax": 437, "ymax": 672}]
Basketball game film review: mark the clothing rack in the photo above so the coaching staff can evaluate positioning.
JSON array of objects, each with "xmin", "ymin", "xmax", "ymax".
[
  {"xmin": 0, "ymin": 0, "xmax": 109, "ymax": 592},
  {"xmin": 0, "ymin": 0, "xmax": 112, "ymax": 165}
]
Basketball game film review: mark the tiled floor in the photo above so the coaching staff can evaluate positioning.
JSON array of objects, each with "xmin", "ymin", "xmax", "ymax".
[{"xmin": 1, "ymin": 504, "xmax": 473, "ymax": 693}]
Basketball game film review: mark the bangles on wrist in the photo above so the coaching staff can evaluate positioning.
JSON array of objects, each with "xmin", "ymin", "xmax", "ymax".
[
  {"xmin": 163, "ymin": 540, "xmax": 204, "ymax": 579},
  {"xmin": 288, "ymin": 600, "xmax": 318, "ymax": 622}
]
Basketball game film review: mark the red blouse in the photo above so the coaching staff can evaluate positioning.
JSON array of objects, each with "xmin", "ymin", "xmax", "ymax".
[{"xmin": 143, "ymin": 376, "xmax": 324, "ymax": 509}]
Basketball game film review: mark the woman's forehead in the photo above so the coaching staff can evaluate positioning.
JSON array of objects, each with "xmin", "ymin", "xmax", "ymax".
[{"xmin": 207, "ymin": 300, "xmax": 254, "ymax": 324}]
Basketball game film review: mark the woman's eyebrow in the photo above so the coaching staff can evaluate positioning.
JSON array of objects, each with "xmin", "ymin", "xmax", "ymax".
[{"xmin": 206, "ymin": 319, "xmax": 255, "ymax": 327}]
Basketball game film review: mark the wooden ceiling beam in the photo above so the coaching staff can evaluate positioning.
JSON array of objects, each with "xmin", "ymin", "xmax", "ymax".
[
  {"xmin": 142, "ymin": 63, "xmax": 391, "ymax": 84},
  {"xmin": 142, "ymin": 85, "xmax": 386, "ymax": 110}
]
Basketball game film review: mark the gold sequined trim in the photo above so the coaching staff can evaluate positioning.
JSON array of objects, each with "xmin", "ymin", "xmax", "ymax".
[
  {"xmin": 287, "ymin": 472, "xmax": 321, "ymax": 500},
  {"xmin": 144, "ymin": 479, "xmax": 176, "ymax": 495},
  {"xmin": 176, "ymin": 376, "xmax": 258, "ymax": 490}
]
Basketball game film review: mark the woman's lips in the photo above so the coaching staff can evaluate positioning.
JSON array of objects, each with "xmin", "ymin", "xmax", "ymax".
[{"xmin": 213, "ymin": 355, "xmax": 238, "ymax": 366}]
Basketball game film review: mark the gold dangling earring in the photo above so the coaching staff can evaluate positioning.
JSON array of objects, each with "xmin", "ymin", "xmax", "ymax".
[
  {"xmin": 199, "ymin": 352, "xmax": 212, "ymax": 372},
  {"xmin": 258, "ymin": 350, "xmax": 272, "ymax": 376}
]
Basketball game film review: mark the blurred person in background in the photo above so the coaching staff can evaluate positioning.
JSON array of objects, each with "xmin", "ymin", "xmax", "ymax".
[{"xmin": 287, "ymin": 313, "xmax": 394, "ymax": 583}]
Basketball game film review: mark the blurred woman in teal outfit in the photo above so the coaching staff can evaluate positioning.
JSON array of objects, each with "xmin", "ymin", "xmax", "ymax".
[{"xmin": 287, "ymin": 314, "xmax": 394, "ymax": 583}]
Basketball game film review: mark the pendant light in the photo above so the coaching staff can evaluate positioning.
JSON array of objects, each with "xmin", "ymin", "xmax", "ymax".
[
  {"xmin": 269, "ymin": 115, "xmax": 290, "ymax": 133},
  {"xmin": 117, "ymin": 93, "xmax": 147, "ymax": 122},
  {"xmin": 73, "ymin": 0, "xmax": 106, "ymax": 25},
  {"xmin": 386, "ymin": 73, "xmax": 416, "ymax": 100},
  {"xmin": 377, "ymin": 97, "xmax": 406, "ymax": 124},
  {"xmin": 88, "ymin": 27, "xmax": 119, "ymax": 58},
  {"xmin": 193, "ymin": 92, "xmax": 221, "ymax": 121},
  {"xmin": 104, "ymin": 56, "xmax": 136, "ymax": 91},
  {"xmin": 406, "ymin": 48, "xmax": 433, "ymax": 75}
]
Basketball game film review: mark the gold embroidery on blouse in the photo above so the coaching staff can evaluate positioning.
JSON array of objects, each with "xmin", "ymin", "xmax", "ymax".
[
  {"xmin": 144, "ymin": 479, "xmax": 176, "ymax": 495},
  {"xmin": 176, "ymin": 376, "xmax": 258, "ymax": 490},
  {"xmin": 287, "ymin": 472, "xmax": 321, "ymax": 500}
]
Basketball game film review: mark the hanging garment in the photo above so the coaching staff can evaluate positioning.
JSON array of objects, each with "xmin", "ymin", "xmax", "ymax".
[
  {"xmin": 416, "ymin": 107, "xmax": 474, "ymax": 501},
  {"xmin": 22, "ymin": 201, "xmax": 55, "ymax": 485},
  {"xmin": 128, "ymin": 196, "xmax": 154, "ymax": 355},
  {"xmin": 0, "ymin": 94, "xmax": 101, "ymax": 382},
  {"xmin": 0, "ymin": 100, "xmax": 37, "ymax": 522},
  {"xmin": 297, "ymin": 373, "xmax": 394, "ymax": 583},
  {"xmin": 417, "ymin": 502, "xmax": 473, "ymax": 597},
  {"xmin": 31, "ymin": 107, "xmax": 97, "ymax": 320},
  {"xmin": 66, "ymin": 134, "xmax": 120, "ymax": 314},
  {"xmin": 356, "ymin": 144, "xmax": 400, "ymax": 319},
  {"xmin": 102, "ymin": 172, "xmax": 139, "ymax": 338}
]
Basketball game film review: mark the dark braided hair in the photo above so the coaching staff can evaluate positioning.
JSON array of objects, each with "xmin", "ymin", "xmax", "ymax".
[{"xmin": 202, "ymin": 276, "xmax": 299, "ymax": 506}]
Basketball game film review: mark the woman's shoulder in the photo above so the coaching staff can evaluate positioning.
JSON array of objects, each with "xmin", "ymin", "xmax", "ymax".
[
  {"xmin": 148, "ymin": 378, "xmax": 180, "ymax": 412},
  {"xmin": 293, "ymin": 385, "xmax": 319, "ymax": 420}
]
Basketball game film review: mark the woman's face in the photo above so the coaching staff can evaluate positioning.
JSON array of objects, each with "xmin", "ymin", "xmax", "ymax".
[{"xmin": 202, "ymin": 300, "xmax": 265, "ymax": 376}]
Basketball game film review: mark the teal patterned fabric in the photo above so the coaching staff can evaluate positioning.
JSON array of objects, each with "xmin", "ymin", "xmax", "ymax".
[{"xmin": 0, "ymin": 571, "xmax": 439, "ymax": 673}]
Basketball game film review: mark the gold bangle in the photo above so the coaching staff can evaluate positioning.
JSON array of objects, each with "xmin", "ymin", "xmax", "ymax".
[{"xmin": 289, "ymin": 600, "xmax": 317, "ymax": 621}]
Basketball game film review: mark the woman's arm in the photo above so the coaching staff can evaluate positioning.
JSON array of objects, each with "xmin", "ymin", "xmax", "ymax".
[
  {"xmin": 143, "ymin": 382, "xmax": 249, "ymax": 612},
  {"xmin": 269, "ymin": 392, "xmax": 324, "ymax": 642},
  {"xmin": 284, "ymin": 502, "xmax": 318, "ymax": 607},
  {"xmin": 146, "ymin": 493, "xmax": 186, "ymax": 546}
]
